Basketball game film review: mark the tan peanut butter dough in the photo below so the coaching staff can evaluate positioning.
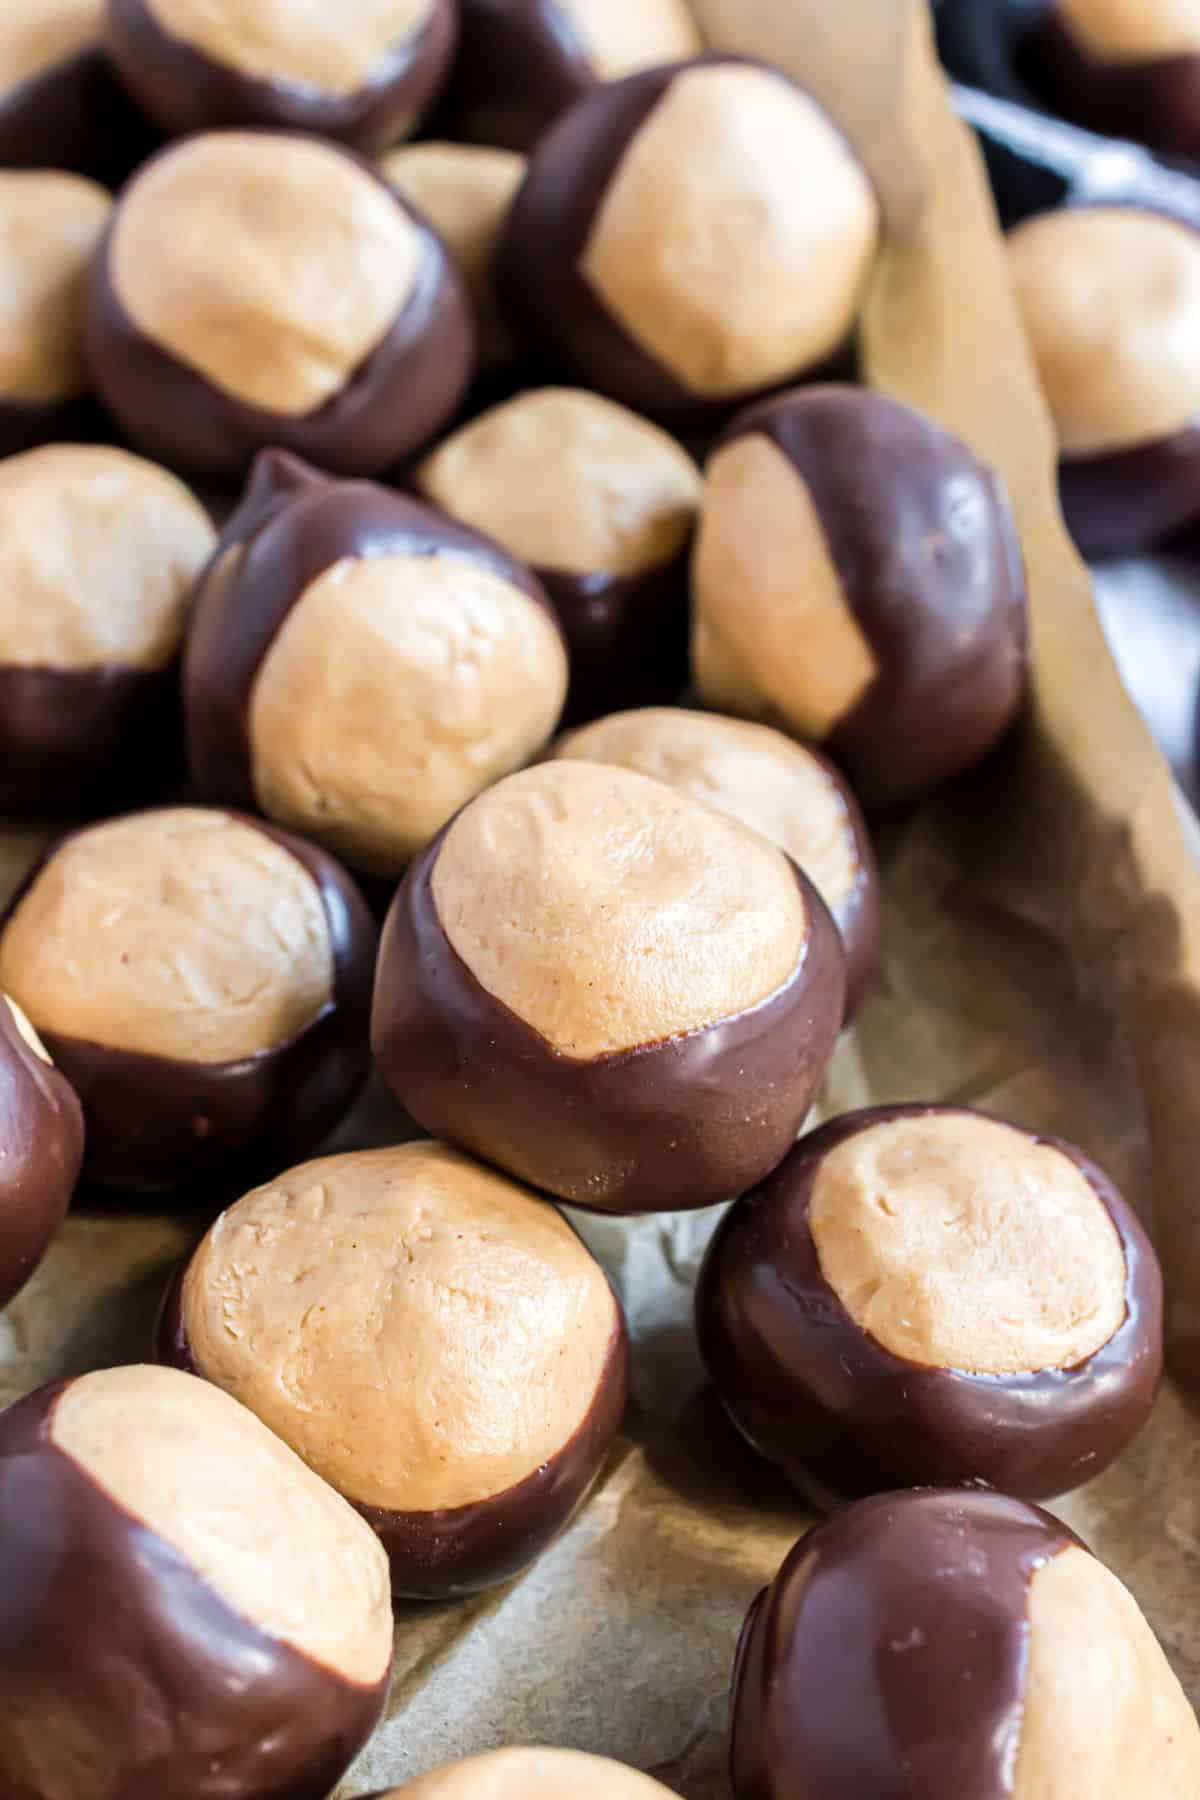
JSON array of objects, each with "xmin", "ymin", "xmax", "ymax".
[
  {"xmin": 556, "ymin": 0, "xmax": 701, "ymax": 79},
  {"xmin": 111, "ymin": 133, "xmax": 422, "ymax": 416},
  {"xmin": 144, "ymin": 0, "xmax": 435, "ymax": 93},
  {"xmin": 381, "ymin": 142, "xmax": 525, "ymax": 367},
  {"xmin": 432, "ymin": 761, "xmax": 809, "ymax": 1060},
  {"xmin": 580, "ymin": 64, "xmax": 878, "ymax": 397},
  {"xmin": 383, "ymin": 1746, "xmax": 678, "ymax": 1798},
  {"xmin": 810, "ymin": 1112, "xmax": 1128, "ymax": 1374},
  {"xmin": 419, "ymin": 388, "xmax": 702, "ymax": 578},
  {"xmin": 182, "ymin": 1143, "xmax": 620, "ymax": 1511},
  {"xmin": 1007, "ymin": 208, "xmax": 1200, "ymax": 455},
  {"xmin": 1055, "ymin": 0, "xmax": 1200, "ymax": 59},
  {"xmin": 692, "ymin": 433, "xmax": 879, "ymax": 737},
  {"xmin": 555, "ymin": 708, "xmax": 860, "ymax": 910},
  {"xmin": 1014, "ymin": 1547, "xmax": 1200, "ymax": 1796},
  {"xmin": 0, "ymin": 446, "xmax": 215, "ymax": 669},
  {"xmin": 0, "ymin": 173, "xmax": 111, "ymax": 404},
  {"xmin": 247, "ymin": 552, "xmax": 568, "ymax": 874},
  {"xmin": 0, "ymin": 0, "xmax": 101, "ymax": 96},
  {"xmin": 52, "ymin": 1365, "xmax": 393, "ymax": 1686},
  {"xmin": 0, "ymin": 809, "xmax": 334, "ymax": 1064}
]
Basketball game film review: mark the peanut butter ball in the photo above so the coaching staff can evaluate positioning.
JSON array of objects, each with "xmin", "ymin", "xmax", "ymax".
[
  {"xmin": 363, "ymin": 1748, "xmax": 677, "ymax": 1798},
  {"xmin": 698, "ymin": 1105, "xmax": 1162, "ymax": 1507},
  {"xmin": 184, "ymin": 452, "xmax": 568, "ymax": 877},
  {"xmin": 435, "ymin": 0, "xmax": 702, "ymax": 151},
  {"xmin": 0, "ymin": 995, "xmax": 83, "ymax": 1310},
  {"xmin": 372, "ymin": 760, "xmax": 846, "ymax": 1213},
  {"xmin": 418, "ymin": 389, "xmax": 702, "ymax": 721},
  {"xmin": 1007, "ymin": 206, "xmax": 1200, "ymax": 554},
  {"xmin": 732, "ymin": 1490, "xmax": 1200, "ymax": 1799},
  {"xmin": 105, "ymin": 0, "xmax": 457, "ymax": 151},
  {"xmin": 692, "ymin": 385, "xmax": 1029, "ymax": 810},
  {"xmin": 554, "ymin": 708, "xmax": 880, "ymax": 1016},
  {"xmin": 84, "ymin": 130, "xmax": 474, "ymax": 479},
  {"xmin": 498, "ymin": 59, "xmax": 880, "ymax": 431},
  {"xmin": 1021, "ymin": 0, "xmax": 1200, "ymax": 164},
  {"xmin": 0, "ymin": 444, "xmax": 215, "ymax": 816},
  {"xmin": 159, "ymin": 1141, "xmax": 628, "ymax": 1598},
  {"xmin": 0, "ymin": 806, "xmax": 376, "ymax": 1192},
  {"xmin": 0, "ymin": 1364, "xmax": 393, "ymax": 1800}
]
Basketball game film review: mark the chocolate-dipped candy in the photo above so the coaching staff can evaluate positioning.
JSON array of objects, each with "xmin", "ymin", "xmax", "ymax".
[
  {"xmin": 361, "ymin": 1748, "xmax": 677, "ymax": 1798},
  {"xmin": 433, "ymin": 0, "xmax": 701, "ymax": 152},
  {"xmin": 0, "ymin": 172, "xmax": 111, "ymax": 456},
  {"xmin": 0, "ymin": 445, "xmax": 216, "ymax": 816},
  {"xmin": 0, "ymin": 1, "xmax": 144, "ymax": 179},
  {"xmin": 105, "ymin": 0, "xmax": 457, "ymax": 154},
  {"xmin": 0, "ymin": 1364, "xmax": 393, "ymax": 1799},
  {"xmin": 731, "ymin": 1488, "xmax": 1200, "ymax": 1799},
  {"xmin": 0, "ymin": 995, "xmax": 84, "ymax": 1310},
  {"xmin": 158, "ymin": 1141, "xmax": 628, "ymax": 1599},
  {"xmin": 418, "ymin": 390, "xmax": 702, "ymax": 721},
  {"xmin": 372, "ymin": 760, "xmax": 846, "ymax": 1214},
  {"xmin": 1007, "ymin": 206, "xmax": 1200, "ymax": 555},
  {"xmin": 185, "ymin": 452, "xmax": 568, "ymax": 877},
  {"xmin": 84, "ymin": 130, "xmax": 474, "ymax": 480},
  {"xmin": 697, "ymin": 1105, "xmax": 1162, "ymax": 1508},
  {"xmin": 692, "ymin": 385, "xmax": 1029, "ymax": 811},
  {"xmin": 382, "ymin": 141, "xmax": 525, "ymax": 370},
  {"xmin": 0, "ymin": 806, "xmax": 376, "ymax": 1193},
  {"xmin": 554, "ymin": 709, "xmax": 880, "ymax": 1017},
  {"xmin": 1020, "ymin": 0, "xmax": 1200, "ymax": 166},
  {"xmin": 497, "ymin": 59, "xmax": 880, "ymax": 432}
]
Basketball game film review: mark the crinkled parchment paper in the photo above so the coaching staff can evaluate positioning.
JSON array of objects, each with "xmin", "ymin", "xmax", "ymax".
[{"xmin": 4, "ymin": 4, "xmax": 1200, "ymax": 1793}]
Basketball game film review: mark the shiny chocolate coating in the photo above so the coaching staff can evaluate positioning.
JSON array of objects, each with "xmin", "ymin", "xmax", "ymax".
[
  {"xmin": 184, "ymin": 449, "xmax": 561, "ymax": 816},
  {"xmin": 105, "ymin": 0, "xmax": 458, "ymax": 153},
  {"xmin": 731, "ymin": 1489, "xmax": 1081, "ymax": 1800},
  {"xmin": 0, "ymin": 45, "xmax": 154, "ymax": 183},
  {"xmin": 432, "ymin": 0, "xmax": 600, "ymax": 150},
  {"xmin": 696, "ymin": 1104, "xmax": 1162, "ymax": 1507},
  {"xmin": 1059, "ymin": 424, "xmax": 1200, "ymax": 555},
  {"xmin": 157, "ymin": 1272, "xmax": 629, "ymax": 1599},
  {"xmin": 0, "ymin": 1380, "xmax": 390, "ymax": 1799},
  {"xmin": 371, "ymin": 841, "xmax": 846, "ymax": 1215},
  {"xmin": 1019, "ymin": 9, "xmax": 1200, "ymax": 166},
  {"xmin": 1, "ymin": 810, "xmax": 377, "ymax": 1195},
  {"xmin": 0, "ymin": 662, "xmax": 181, "ymax": 818},
  {"xmin": 0, "ymin": 999, "xmax": 83, "ymax": 1309},
  {"xmin": 83, "ymin": 143, "xmax": 474, "ymax": 481}
]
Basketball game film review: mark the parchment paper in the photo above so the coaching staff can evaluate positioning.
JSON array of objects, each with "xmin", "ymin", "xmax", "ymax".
[{"xmin": 5, "ymin": 4, "xmax": 1200, "ymax": 1794}]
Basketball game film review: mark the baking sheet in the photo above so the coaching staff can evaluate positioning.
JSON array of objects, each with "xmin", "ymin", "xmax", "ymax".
[{"xmin": 5, "ymin": 3, "xmax": 1200, "ymax": 1793}]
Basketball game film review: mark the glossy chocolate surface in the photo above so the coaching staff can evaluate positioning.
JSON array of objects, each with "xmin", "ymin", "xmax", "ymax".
[
  {"xmin": 498, "ymin": 58, "xmax": 855, "ymax": 433},
  {"xmin": 535, "ymin": 558, "xmax": 689, "ymax": 725},
  {"xmin": 83, "ymin": 147, "xmax": 474, "ymax": 480},
  {"xmin": 1, "ymin": 810, "xmax": 377, "ymax": 1194},
  {"xmin": 1020, "ymin": 10, "xmax": 1200, "ymax": 165},
  {"xmin": 0, "ymin": 999, "xmax": 83, "ymax": 1310},
  {"xmin": 0, "ymin": 1380, "xmax": 389, "ymax": 1799},
  {"xmin": 722, "ymin": 386, "xmax": 1029, "ymax": 811},
  {"xmin": 0, "ymin": 47, "xmax": 155, "ymax": 183},
  {"xmin": 185, "ymin": 449, "xmax": 560, "ymax": 812},
  {"xmin": 0, "ymin": 663, "xmax": 182, "ymax": 817},
  {"xmin": 432, "ymin": 0, "xmax": 596, "ymax": 151},
  {"xmin": 731, "ymin": 1489, "xmax": 1082, "ymax": 1800},
  {"xmin": 697, "ymin": 1103, "xmax": 1162, "ymax": 1508},
  {"xmin": 1060, "ymin": 424, "xmax": 1200, "ymax": 555},
  {"xmin": 159, "ymin": 1278, "xmax": 629, "ymax": 1599},
  {"xmin": 372, "ymin": 839, "xmax": 845, "ymax": 1214},
  {"xmin": 106, "ymin": 0, "xmax": 458, "ymax": 153}
]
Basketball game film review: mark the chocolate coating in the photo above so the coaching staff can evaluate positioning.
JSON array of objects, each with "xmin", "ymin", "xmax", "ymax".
[
  {"xmin": 158, "ymin": 1274, "xmax": 628, "ymax": 1599},
  {"xmin": 0, "ymin": 1000, "xmax": 83, "ymax": 1310},
  {"xmin": 432, "ymin": 0, "xmax": 599, "ymax": 150},
  {"xmin": 105, "ymin": 0, "xmax": 458, "ymax": 153},
  {"xmin": 0, "ymin": 662, "xmax": 181, "ymax": 817},
  {"xmin": 0, "ymin": 44, "xmax": 153, "ymax": 183},
  {"xmin": 184, "ymin": 449, "xmax": 561, "ymax": 818},
  {"xmin": 704, "ymin": 386, "xmax": 1030, "ymax": 811},
  {"xmin": 696, "ymin": 1104, "xmax": 1162, "ymax": 1508},
  {"xmin": 1, "ymin": 810, "xmax": 376, "ymax": 1194},
  {"xmin": 497, "ymin": 59, "xmax": 863, "ymax": 434},
  {"xmin": 731, "ymin": 1489, "xmax": 1081, "ymax": 1800},
  {"xmin": 83, "ymin": 139, "xmax": 473, "ymax": 480},
  {"xmin": 1020, "ymin": 10, "xmax": 1200, "ymax": 166},
  {"xmin": 372, "ymin": 837, "xmax": 845, "ymax": 1215},
  {"xmin": 1059, "ymin": 425, "xmax": 1200, "ymax": 555},
  {"xmin": 526, "ymin": 562, "xmax": 688, "ymax": 725},
  {"xmin": 0, "ymin": 1380, "xmax": 389, "ymax": 1799}
]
